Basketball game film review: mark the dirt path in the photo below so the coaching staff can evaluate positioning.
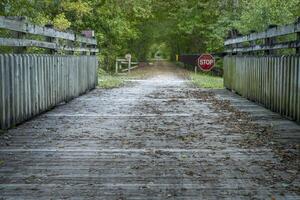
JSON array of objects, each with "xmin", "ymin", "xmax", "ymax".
[{"xmin": 0, "ymin": 61, "xmax": 299, "ymax": 199}]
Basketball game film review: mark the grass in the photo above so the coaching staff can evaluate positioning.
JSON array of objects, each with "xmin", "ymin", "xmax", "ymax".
[
  {"xmin": 190, "ymin": 73, "xmax": 224, "ymax": 89},
  {"xmin": 97, "ymin": 65, "xmax": 224, "ymax": 89},
  {"xmin": 98, "ymin": 75, "xmax": 125, "ymax": 89},
  {"xmin": 97, "ymin": 68, "xmax": 126, "ymax": 89},
  {"xmin": 97, "ymin": 66, "xmax": 153, "ymax": 89}
]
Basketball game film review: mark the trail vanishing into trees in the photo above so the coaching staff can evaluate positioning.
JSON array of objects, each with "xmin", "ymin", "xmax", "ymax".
[{"xmin": 1, "ymin": 0, "xmax": 299, "ymax": 69}]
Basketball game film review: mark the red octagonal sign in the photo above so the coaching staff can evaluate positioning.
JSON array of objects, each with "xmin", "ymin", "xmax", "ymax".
[{"xmin": 197, "ymin": 54, "xmax": 215, "ymax": 71}]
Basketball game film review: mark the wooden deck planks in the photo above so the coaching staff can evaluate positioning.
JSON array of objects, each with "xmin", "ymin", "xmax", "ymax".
[{"xmin": 0, "ymin": 66, "xmax": 299, "ymax": 199}]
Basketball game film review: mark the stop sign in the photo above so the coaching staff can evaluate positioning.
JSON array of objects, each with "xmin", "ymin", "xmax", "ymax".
[{"xmin": 197, "ymin": 54, "xmax": 215, "ymax": 71}]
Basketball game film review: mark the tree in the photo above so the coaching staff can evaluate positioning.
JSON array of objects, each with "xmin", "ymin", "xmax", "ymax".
[{"xmin": 1, "ymin": 0, "xmax": 299, "ymax": 69}]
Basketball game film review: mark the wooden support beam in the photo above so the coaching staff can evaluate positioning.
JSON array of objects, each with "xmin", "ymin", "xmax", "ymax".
[
  {"xmin": 12, "ymin": 31, "xmax": 26, "ymax": 53},
  {"xmin": 225, "ymin": 41, "xmax": 300, "ymax": 53},
  {"xmin": 0, "ymin": 37, "xmax": 56, "ymax": 49},
  {"xmin": 11, "ymin": 17, "xmax": 27, "ymax": 53},
  {"xmin": 45, "ymin": 24, "xmax": 57, "ymax": 54},
  {"xmin": 0, "ymin": 38, "xmax": 98, "ymax": 53},
  {"xmin": 296, "ymin": 17, "xmax": 300, "ymax": 55},
  {"xmin": 249, "ymin": 30, "xmax": 257, "ymax": 56},
  {"xmin": 225, "ymin": 20, "xmax": 300, "ymax": 45},
  {"xmin": 264, "ymin": 25, "xmax": 277, "ymax": 55},
  {"xmin": 89, "ymin": 44, "xmax": 97, "ymax": 55},
  {"xmin": 0, "ymin": 16, "xmax": 97, "ymax": 45},
  {"xmin": 0, "ymin": 16, "xmax": 99, "ymax": 54},
  {"xmin": 66, "ymin": 40, "xmax": 75, "ymax": 55},
  {"xmin": 61, "ymin": 46, "xmax": 98, "ymax": 53}
]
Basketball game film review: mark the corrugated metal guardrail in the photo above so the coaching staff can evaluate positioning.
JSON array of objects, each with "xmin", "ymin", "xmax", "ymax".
[
  {"xmin": 0, "ymin": 54, "xmax": 98, "ymax": 129},
  {"xmin": 224, "ymin": 56, "xmax": 300, "ymax": 122}
]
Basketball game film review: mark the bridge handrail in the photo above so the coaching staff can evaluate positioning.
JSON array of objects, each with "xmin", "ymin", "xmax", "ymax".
[
  {"xmin": 224, "ymin": 17, "xmax": 300, "ymax": 54},
  {"xmin": 0, "ymin": 16, "xmax": 98, "ymax": 53}
]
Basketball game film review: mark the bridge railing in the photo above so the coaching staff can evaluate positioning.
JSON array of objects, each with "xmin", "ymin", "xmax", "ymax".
[
  {"xmin": 224, "ymin": 18, "xmax": 300, "ymax": 123},
  {"xmin": 0, "ymin": 16, "xmax": 99, "ymax": 129},
  {"xmin": 225, "ymin": 18, "xmax": 300, "ymax": 55},
  {"xmin": 0, "ymin": 16, "xmax": 98, "ymax": 54}
]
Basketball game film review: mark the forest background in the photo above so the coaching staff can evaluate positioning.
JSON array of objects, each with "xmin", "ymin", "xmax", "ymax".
[{"xmin": 1, "ymin": 0, "xmax": 299, "ymax": 71}]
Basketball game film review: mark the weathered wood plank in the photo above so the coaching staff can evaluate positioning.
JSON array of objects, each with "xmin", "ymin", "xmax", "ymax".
[
  {"xmin": 0, "ymin": 37, "xmax": 56, "ymax": 49},
  {"xmin": 225, "ymin": 21, "xmax": 300, "ymax": 45},
  {"xmin": 0, "ymin": 38, "xmax": 99, "ymax": 52},
  {"xmin": 297, "ymin": 57, "xmax": 300, "ymax": 122},
  {"xmin": 0, "ymin": 16, "xmax": 97, "ymax": 45},
  {"xmin": 224, "ymin": 56, "xmax": 300, "ymax": 123},
  {"xmin": 0, "ymin": 55, "xmax": 4, "ymax": 127},
  {"xmin": 0, "ymin": 55, "xmax": 98, "ymax": 129},
  {"xmin": 0, "ymin": 64, "xmax": 299, "ymax": 199},
  {"xmin": 225, "ymin": 41, "xmax": 300, "ymax": 53}
]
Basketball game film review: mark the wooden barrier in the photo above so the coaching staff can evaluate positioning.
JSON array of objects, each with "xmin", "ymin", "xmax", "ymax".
[
  {"xmin": 0, "ymin": 17, "xmax": 99, "ymax": 129},
  {"xmin": 223, "ymin": 18, "xmax": 300, "ymax": 122},
  {"xmin": 0, "ymin": 54, "xmax": 98, "ymax": 129},
  {"xmin": 224, "ymin": 18, "xmax": 300, "ymax": 54},
  {"xmin": 0, "ymin": 16, "xmax": 98, "ymax": 54},
  {"xmin": 224, "ymin": 56, "xmax": 300, "ymax": 122},
  {"xmin": 115, "ymin": 58, "xmax": 139, "ymax": 74}
]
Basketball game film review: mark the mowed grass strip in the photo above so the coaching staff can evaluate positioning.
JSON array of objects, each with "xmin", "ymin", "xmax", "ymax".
[
  {"xmin": 97, "ymin": 69, "xmax": 149, "ymax": 89},
  {"xmin": 98, "ymin": 75, "xmax": 125, "ymax": 89},
  {"xmin": 98, "ymin": 68, "xmax": 126, "ymax": 89},
  {"xmin": 190, "ymin": 73, "xmax": 224, "ymax": 89}
]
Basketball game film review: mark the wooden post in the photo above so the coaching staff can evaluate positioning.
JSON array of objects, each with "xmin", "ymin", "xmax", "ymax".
[
  {"xmin": 90, "ymin": 44, "xmax": 96, "ymax": 56},
  {"xmin": 82, "ymin": 30, "xmax": 96, "ymax": 56},
  {"xmin": 13, "ymin": 32, "xmax": 27, "ymax": 53},
  {"xmin": 128, "ymin": 59, "xmax": 131, "ymax": 74},
  {"xmin": 264, "ymin": 25, "xmax": 277, "ymax": 55},
  {"xmin": 81, "ymin": 43, "xmax": 87, "ymax": 55},
  {"xmin": 67, "ymin": 40, "xmax": 75, "ymax": 55},
  {"xmin": 68, "ymin": 32, "xmax": 75, "ymax": 55},
  {"xmin": 236, "ymin": 33, "xmax": 243, "ymax": 56},
  {"xmin": 12, "ymin": 17, "xmax": 27, "ymax": 53},
  {"xmin": 115, "ymin": 59, "xmax": 118, "ymax": 74},
  {"xmin": 45, "ymin": 24, "xmax": 57, "ymax": 54},
  {"xmin": 249, "ymin": 30, "xmax": 256, "ymax": 56},
  {"xmin": 296, "ymin": 17, "xmax": 300, "ymax": 55},
  {"xmin": 227, "ymin": 29, "xmax": 239, "ymax": 56},
  {"xmin": 125, "ymin": 54, "xmax": 131, "ymax": 74}
]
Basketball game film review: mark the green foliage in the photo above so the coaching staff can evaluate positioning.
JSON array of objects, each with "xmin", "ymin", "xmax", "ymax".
[
  {"xmin": 53, "ymin": 13, "xmax": 71, "ymax": 31},
  {"xmin": 235, "ymin": 0, "xmax": 300, "ymax": 33},
  {"xmin": 97, "ymin": 68, "xmax": 125, "ymax": 89},
  {"xmin": 98, "ymin": 75, "xmax": 125, "ymax": 89},
  {"xmin": 191, "ymin": 73, "xmax": 224, "ymax": 89},
  {"xmin": 1, "ymin": 0, "xmax": 299, "ymax": 70}
]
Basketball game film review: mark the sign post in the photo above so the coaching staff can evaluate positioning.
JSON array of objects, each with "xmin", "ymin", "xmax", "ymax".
[
  {"xmin": 197, "ymin": 54, "xmax": 215, "ymax": 71},
  {"xmin": 125, "ymin": 54, "xmax": 132, "ymax": 73}
]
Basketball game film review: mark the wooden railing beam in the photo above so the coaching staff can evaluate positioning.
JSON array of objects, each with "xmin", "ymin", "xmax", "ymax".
[
  {"xmin": 225, "ymin": 41, "xmax": 300, "ymax": 53},
  {"xmin": 0, "ymin": 17, "xmax": 98, "ymax": 54},
  {"xmin": 225, "ymin": 20, "xmax": 300, "ymax": 46},
  {"xmin": 0, "ymin": 16, "xmax": 97, "ymax": 45},
  {"xmin": 0, "ymin": 37, "xmax": 99, "ymax": 52}
]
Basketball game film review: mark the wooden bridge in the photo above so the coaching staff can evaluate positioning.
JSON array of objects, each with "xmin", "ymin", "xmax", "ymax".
[
  {"xmin": 0, "ymin": 17, "xmax": 98, "ymax": 129},
  {"xmin": 0, "ymin": 17, "xmax": 299, "ymax": 199},
  {"xmin": 180, "ymin": 18, "xmax": 300, "ymax": 123}
]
